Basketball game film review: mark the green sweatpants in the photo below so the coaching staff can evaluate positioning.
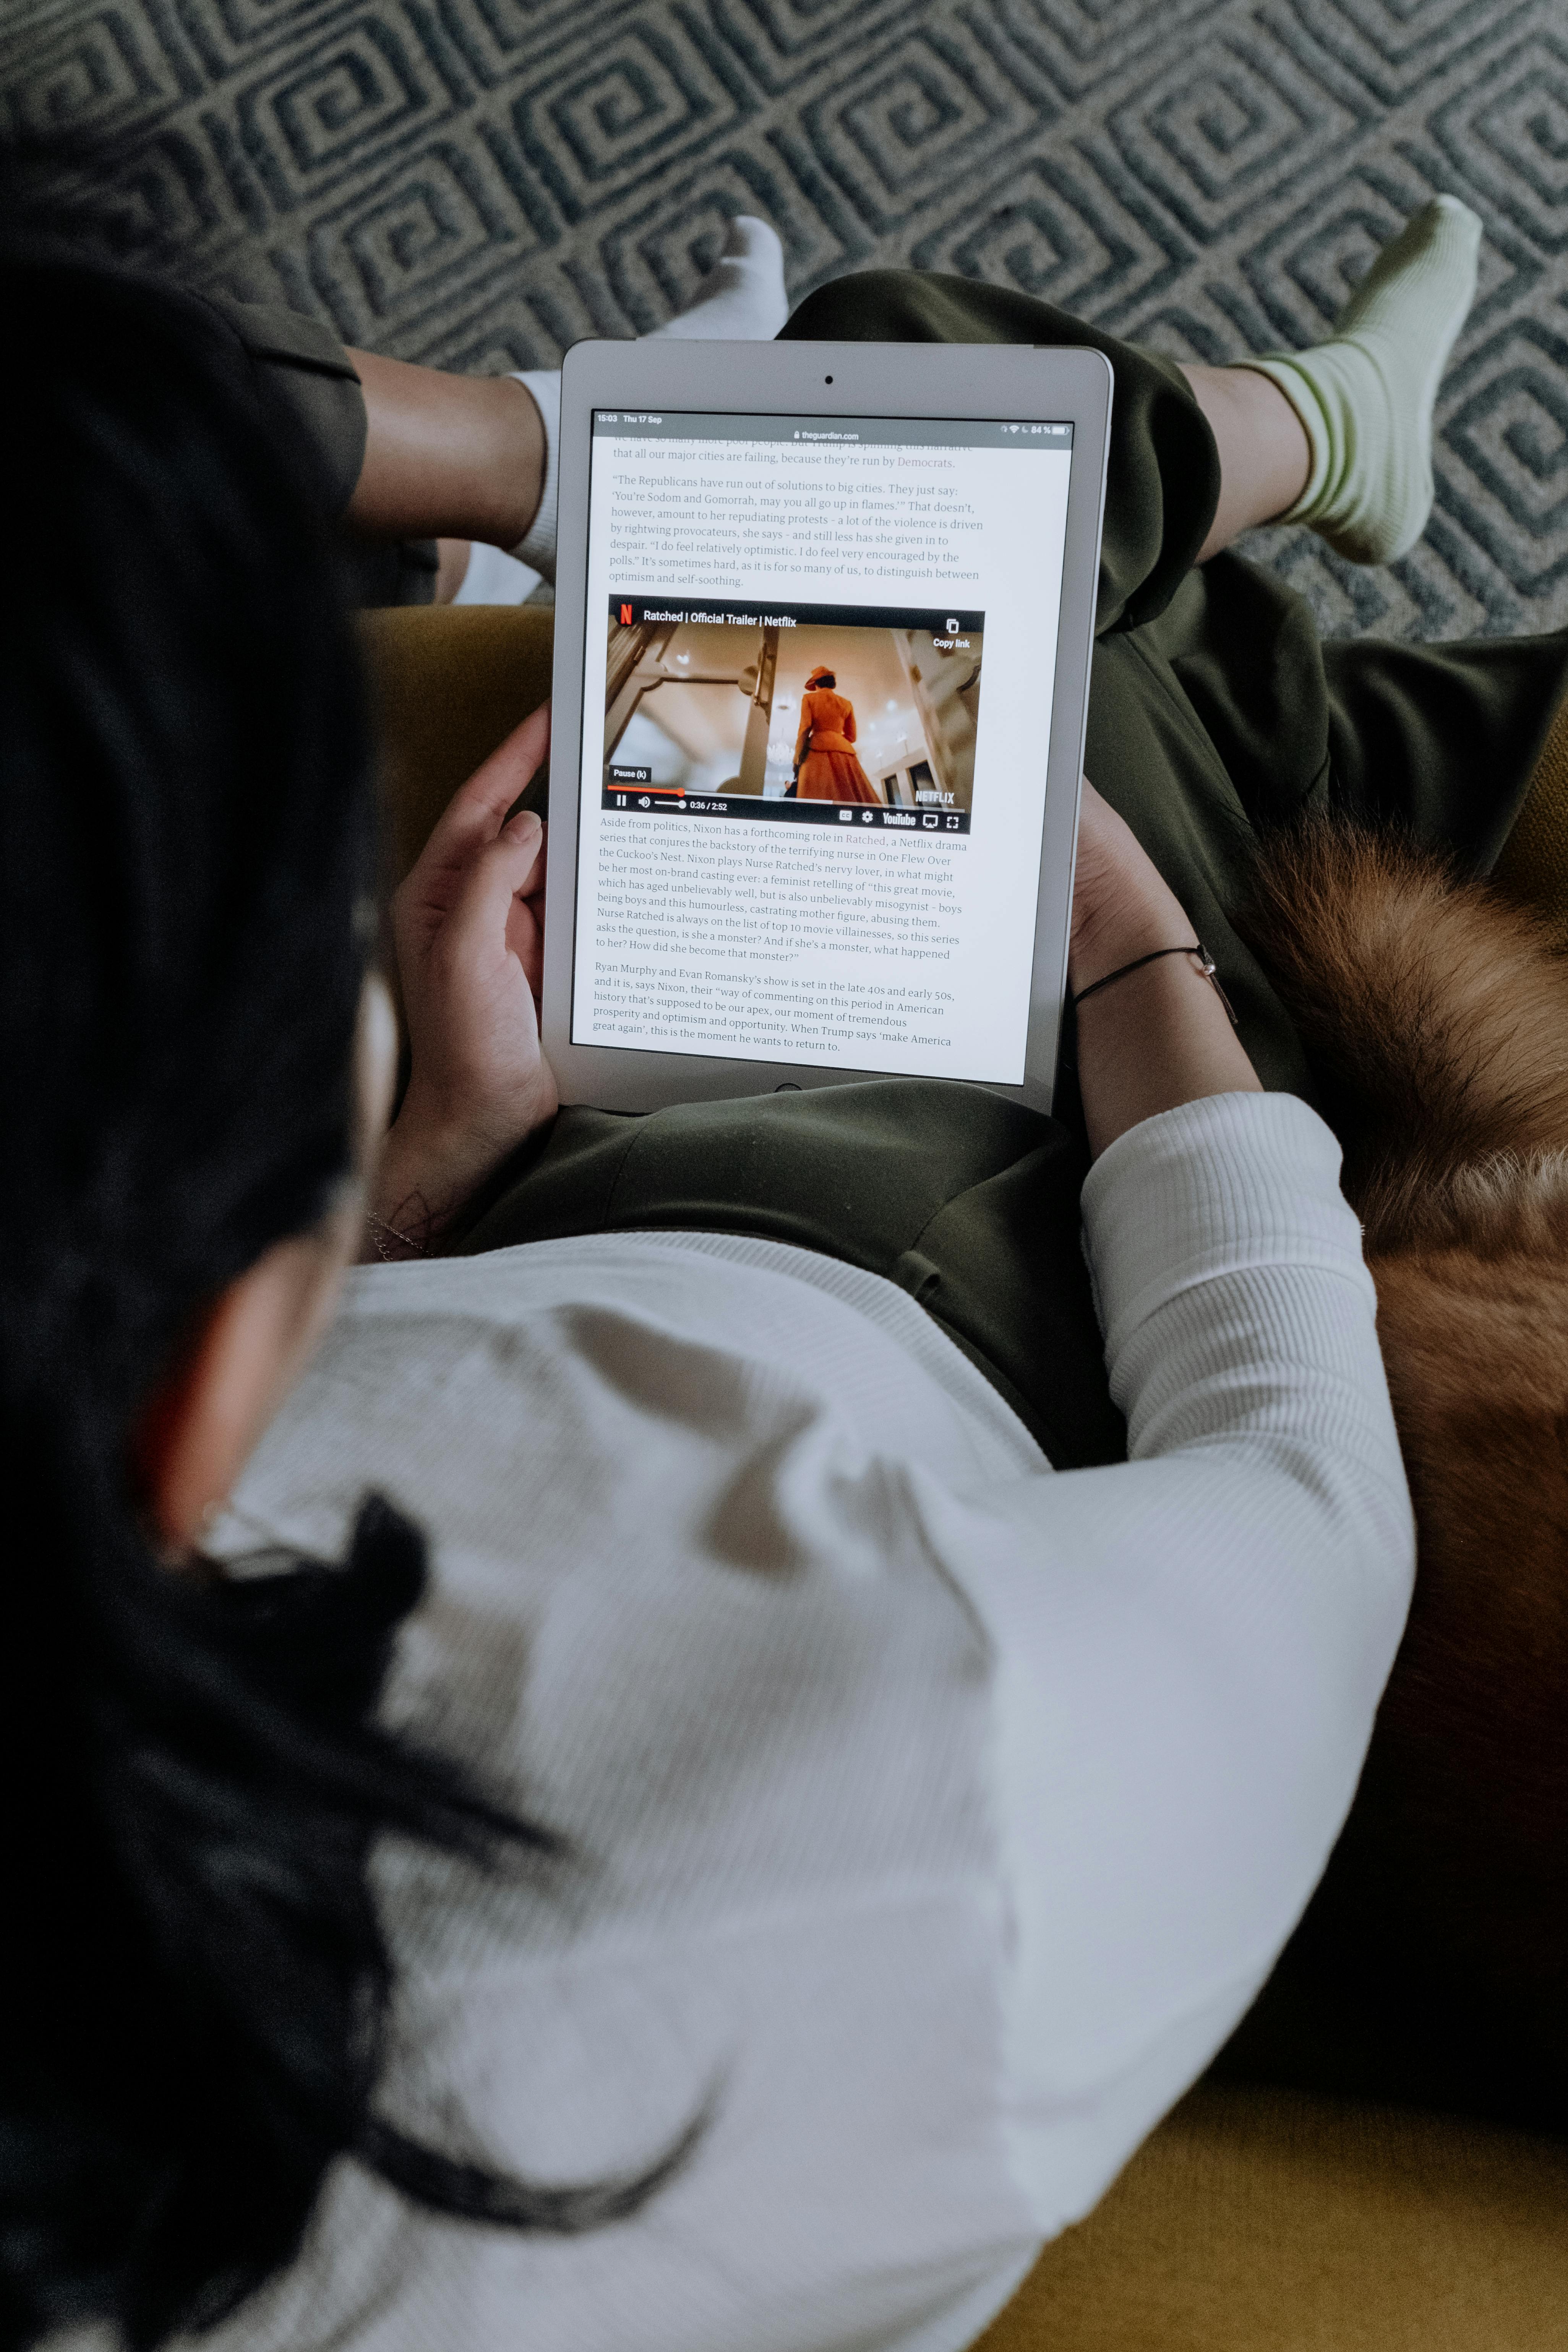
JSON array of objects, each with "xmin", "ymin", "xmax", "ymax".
[{"xmin": 457, "ymin": 270, "xmax": 1568, "ymax": 1466}]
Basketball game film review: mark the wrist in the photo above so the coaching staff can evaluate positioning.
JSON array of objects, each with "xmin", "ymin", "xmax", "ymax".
[
  {"xmin": 368, "ymin": 1072, "xmax": 555, "ymax": 1253},
  {"xmin": 1072, "ymin": 948, "xmax": 1260, "ymax": 1159},
  {"xmin": 1069, "ymin": 879, "xmax": 1191, "ymax": 994},
  {"xmin": 368, "ymin": 1108, "xmax": 493, "ymax": 1254}
]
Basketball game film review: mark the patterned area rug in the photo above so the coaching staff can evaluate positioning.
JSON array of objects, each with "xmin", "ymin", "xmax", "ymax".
[{"xmin": 7, "ymin": 0, "xmax": 1567, "ymax": 641}]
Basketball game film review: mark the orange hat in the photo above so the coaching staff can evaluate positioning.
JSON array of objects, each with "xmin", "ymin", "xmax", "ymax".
[{"xmin": 804, "ymin": 665, "xmax": 834, "ymax": 686}]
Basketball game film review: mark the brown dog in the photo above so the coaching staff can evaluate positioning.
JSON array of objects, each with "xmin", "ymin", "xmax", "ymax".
[{"xmin": 1232, "ymin": 824, "xmax": 1568, "ymax": 2121}]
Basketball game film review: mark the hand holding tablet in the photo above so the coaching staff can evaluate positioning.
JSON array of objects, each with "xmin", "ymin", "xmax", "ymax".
[
  {"xmin": 542, "ymin": 337, "xmax": 1112, "ymax": 1114},
  {"xmin": 368, "ymin": 707, "xmax": 556, "ymax": 1255}
]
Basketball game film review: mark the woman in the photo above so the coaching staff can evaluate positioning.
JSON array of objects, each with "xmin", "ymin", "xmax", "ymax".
[
  {"xmin": 791, "ymin": 664, "xmax": 882, "ymax": 804},
  {"xmin": 4, "ymin": 196, "xmax": 1545, "ymax": 2352}
]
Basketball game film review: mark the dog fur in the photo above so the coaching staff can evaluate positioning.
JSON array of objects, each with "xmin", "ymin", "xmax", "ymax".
[{"xmin": 1241, "ymin": 822, "xmax": 1568, "ymax": 2109}]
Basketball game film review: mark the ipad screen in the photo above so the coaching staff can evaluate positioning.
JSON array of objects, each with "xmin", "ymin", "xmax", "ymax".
[{"xmin": 572, "ymin": 408, "xmax": 1074, "ymax": 1085}]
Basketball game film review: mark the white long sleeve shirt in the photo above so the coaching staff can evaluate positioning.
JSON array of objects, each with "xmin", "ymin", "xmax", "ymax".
[{"xmin": 200, "ymin": 1090, "xmax": 1413, "ymax": 2352}]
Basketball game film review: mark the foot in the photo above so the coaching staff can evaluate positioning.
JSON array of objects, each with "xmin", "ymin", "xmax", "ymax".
[
  {"xmin": 645, "ymin": 216, "xmax": 789, "ymax": 342},
  {"xmin": 493, "ymin": 217, "xmax": 789, "ymax": 593},
  {"xmin": 449, "ymin": 538, "xmax": 543, "ymax": 606},
  {"xmin": 1238, "ymin": 194, "xmax": 1482, "ymax": 564}
]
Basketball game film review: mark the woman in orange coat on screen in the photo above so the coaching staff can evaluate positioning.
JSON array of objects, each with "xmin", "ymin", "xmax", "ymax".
[{"xmin": 792, "ymin": 665, "xmax": 883, "ymax": 803}]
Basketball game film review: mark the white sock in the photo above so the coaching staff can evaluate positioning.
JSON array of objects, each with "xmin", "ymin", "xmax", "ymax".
[
  {"xmin": 452, "ymin": 539, "xmax": 542, "ymax": 605},
  {"xmin": 1237, "ymin": 195, "xmax": 1482, "ymax": 566},
  {"xmin": 488, "ymin": 218, "xmax": 788, "ymax": 593},
  {"xmin": 642, "ymin": 215, "xmax": 790, "ymax": 343}
]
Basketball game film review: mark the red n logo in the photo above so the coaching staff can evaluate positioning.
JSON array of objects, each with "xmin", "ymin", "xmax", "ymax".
[{"xmin": 619, "ymin": 603, "xmax": 633, "ymax": 624}]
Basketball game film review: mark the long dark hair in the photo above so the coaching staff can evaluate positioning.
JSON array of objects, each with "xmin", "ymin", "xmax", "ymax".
[{"xmin": 0, "ymin": 245, "xmax": 671, "ymax": 2352}]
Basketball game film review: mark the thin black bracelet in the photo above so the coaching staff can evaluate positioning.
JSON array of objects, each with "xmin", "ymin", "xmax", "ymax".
[{"xmin": 1072, "ymin": 940, "xmax": 1238, "ymax": 1026}]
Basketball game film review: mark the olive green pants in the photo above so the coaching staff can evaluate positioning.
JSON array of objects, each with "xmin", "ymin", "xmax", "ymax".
[{"xmin": 459, "ymin": 270, "xmax": 1568, "ymax": 1467}]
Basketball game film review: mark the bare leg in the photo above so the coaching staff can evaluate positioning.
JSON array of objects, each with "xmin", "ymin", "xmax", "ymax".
[
  {"xmin": 339, "ymin": 312, "xmax": 1304, "ymax": 584},
  {"xmin": 434, "ymin": 539, "xmax": 472, "ymax": 604},
  {"xmin": 338, "ymin": 218, "xmax": 786, "ymax": 586},
  {"xmin": 343, "ymin": 350, "xmax": 545, "ymax": 551},
  {"xmin": 1179, "ymin": 364, "xmax": 1310, "ymax": 563}
]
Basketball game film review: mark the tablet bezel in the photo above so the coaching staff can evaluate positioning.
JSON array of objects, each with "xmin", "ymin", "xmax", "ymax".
[{"xmin": 540, "ymin": 337, "xmax": 1111, "ymax": 1115}]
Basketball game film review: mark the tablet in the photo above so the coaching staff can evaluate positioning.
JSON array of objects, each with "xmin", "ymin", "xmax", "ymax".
[{"xmin": 541, "ymin": 336, "xmax": 1111, "ymax": 1114}]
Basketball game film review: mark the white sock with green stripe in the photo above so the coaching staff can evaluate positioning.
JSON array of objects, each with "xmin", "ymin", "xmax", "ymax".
[{"xmin": 1237, "ymin": 195, "xmax": 1482, "ymax": 565}]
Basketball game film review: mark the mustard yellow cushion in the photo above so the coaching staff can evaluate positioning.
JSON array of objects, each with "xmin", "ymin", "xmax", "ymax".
[
  {"xmin": 360, "ymin": 604, "xmax": 556, "ymax": 885},
  {"xmin": 973, "ymin": 2083, "xmax": 1568, "ymax": 2352},
  {"xmin": 1492, "ymin": 685, "xmax": 1568, "ymax": 942}
]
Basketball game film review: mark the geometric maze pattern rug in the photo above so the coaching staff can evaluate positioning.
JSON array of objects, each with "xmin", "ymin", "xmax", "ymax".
[{"xmin": 7, "ymin": 0, "xmax": 1568, "ymax": 642}]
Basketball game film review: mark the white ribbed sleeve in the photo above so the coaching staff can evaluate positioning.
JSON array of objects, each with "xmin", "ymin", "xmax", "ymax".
[{"xmin": 935, "ymin": 1091, "xmax": 1414, "ymax": 2238}]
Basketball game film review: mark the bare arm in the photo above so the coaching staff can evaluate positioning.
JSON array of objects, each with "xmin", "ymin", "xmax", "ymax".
[{"xmin": 1068, "ymin": 780, "xmax": 1262, "ymax": 1158}]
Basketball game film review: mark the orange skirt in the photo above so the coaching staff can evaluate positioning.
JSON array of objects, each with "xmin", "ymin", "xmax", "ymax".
[{"xmin": 797, "ymin": 750, "xmax": 882, "ymax": 804}]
